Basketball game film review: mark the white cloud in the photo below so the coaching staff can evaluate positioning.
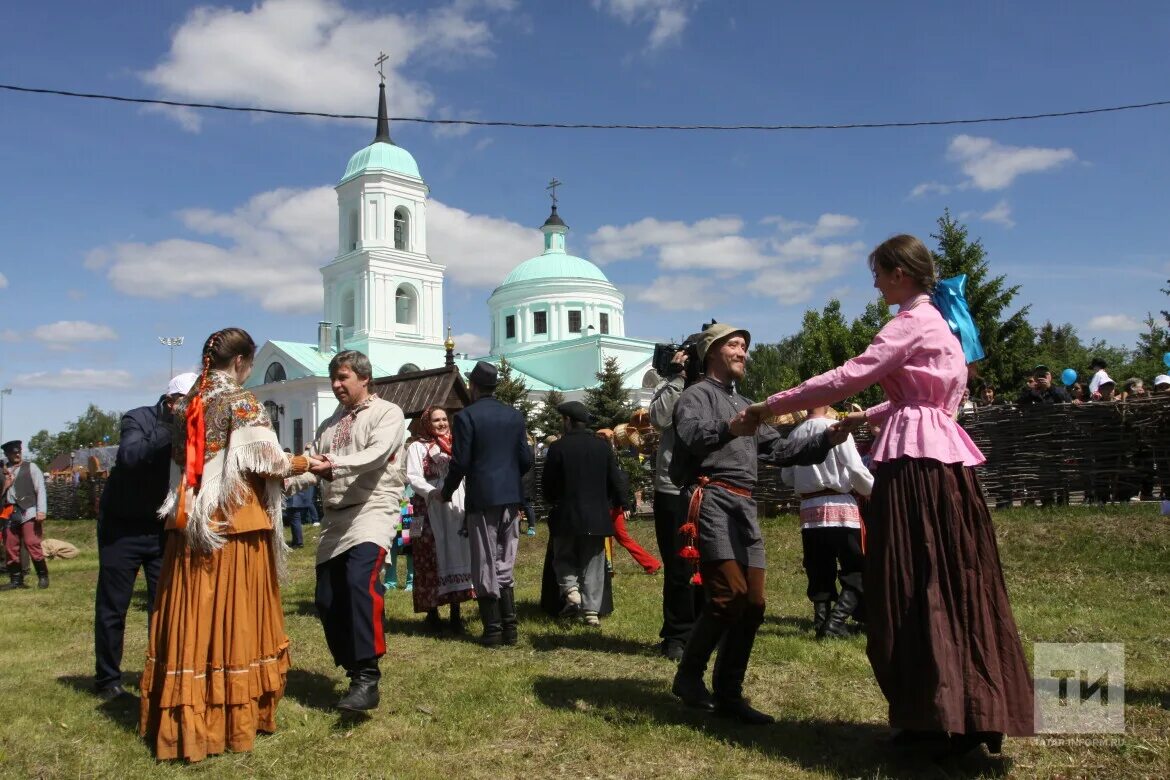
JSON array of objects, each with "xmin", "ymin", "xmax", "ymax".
[
  {"xmin": 0, "ymin": 329, "xmax": 19, "ymax": 343},
  {"xmin": 636, "ymin": 275, "xmax": 726, "ymax": 311},
  {"xmin": 31, "ymin": 321, "xmax": 119, "ymax": 350},
  {"xmin": 11, "ymin": 369, "xmax": 137, "ymax": 390},
  {"xmin": 450, "ymin": 331, "xmax": 490, "ymax": 356},
  {"xmin": 141, "ymin": 0, "xmax": 507, "ymax": 131},
  {"xmin": 594, "ymin": 0, "xmax": 698, "ymax": 50},
  {"xmin": 946, "ymin": 134, "xmax": 1076, "ymax": 190},
  {"xmin": 978, "ymin": 199, "xmax": 1015, "ymax": 228},
  {"xmin": 590, "ymin": 212, "xmax": 866, "ymax": 308},
  {"xmin": 0, "ymin": 272, "xmax": 7, "ymax": 288},
  {"xmin": 1088, "ymin": 314, "xmax": 1143, "ymax": 332},
  {"xmin": 908, "ymin": 181, "xmax": 952, "ymax": 199},
  {"xmin": 428, "ymin": 201, "xmax": 542, "ymax": 288},
  {"xmin": 85, "ymin": 186, "xmax": 542, "ymax": 313}
]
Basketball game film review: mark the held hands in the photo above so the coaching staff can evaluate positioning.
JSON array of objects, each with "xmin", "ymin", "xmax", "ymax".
[
  {"xmin": 729, "ymin": 402, "xmax": 770, "ymax": 437},
  {"xmin": 307, "ymin": 455, "xmax": 333, "ymax": 478}
]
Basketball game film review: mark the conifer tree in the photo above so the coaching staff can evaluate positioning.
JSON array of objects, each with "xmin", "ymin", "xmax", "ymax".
[
  {"xmin": 494, "ymin": 356, "xmax": 535, "ymax": 427},
  {"xmin": 584, "ymin": 355, "xmax": 632, "ymax": 430},
  {"xmin": 532, "ymin": 388, "xmax": 566, "ymax": 440}
]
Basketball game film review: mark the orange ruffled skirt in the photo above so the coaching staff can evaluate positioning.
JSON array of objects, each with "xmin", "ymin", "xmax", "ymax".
[{"xmin": 139, "ymin": 527, "xmax": 290, "ymax": 762}]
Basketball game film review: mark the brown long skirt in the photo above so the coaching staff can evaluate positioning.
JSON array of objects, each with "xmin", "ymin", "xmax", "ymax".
[
  {"xmin": 867, "ymin": 457, "xmax": 1033, "ymax": 736},
  {"xmin": 139, "ymin": 529, "xmax": 290, "ymax": 762}
]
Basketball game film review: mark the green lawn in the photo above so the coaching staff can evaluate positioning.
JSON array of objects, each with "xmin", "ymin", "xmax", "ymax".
[{"xmin": 1, "ymin": 506, "xmax": 1167, "ymax": 779}]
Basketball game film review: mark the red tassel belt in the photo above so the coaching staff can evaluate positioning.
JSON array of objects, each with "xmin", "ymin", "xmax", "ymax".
[{"xmin": 677, "ymin": 477, "xmax": 752, "ymax": 585}]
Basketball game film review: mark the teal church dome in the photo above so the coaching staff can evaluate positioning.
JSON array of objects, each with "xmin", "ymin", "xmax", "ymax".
[
  {"xmin": 501, "ymin": 253, "xmax": 608, "ymax": 286},
  {"xmin": 339, "ymin": 81, "xmax": 421, "ymax": 183}
]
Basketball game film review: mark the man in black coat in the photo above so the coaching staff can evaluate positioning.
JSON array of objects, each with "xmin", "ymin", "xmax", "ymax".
[
  {"xmin": 542, "ymin": 401, "xmax": 625, "ymax": 626},
  {"xmin": 92, "ymin": 372, "xmax": 196, "ymax": 701},
  {"xmin": 441, "ymin": 361, "xmax": 534, "ymax": 647}
]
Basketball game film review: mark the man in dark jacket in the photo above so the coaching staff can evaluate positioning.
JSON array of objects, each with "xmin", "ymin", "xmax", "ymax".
[
  {"xmin": 92, "ymin": 372, "xmax": 196, "ymax": 701},
  {"xmin": 1017, "ymin": 365, "xmax": 1072, "ymax": 405},
  {"xmin": 542, "ymin": 401, "xmax": 625, "ymax": 626},
  {"xmin": 441, "ymin": 361, "xmax": 534, "ymax": 647}
]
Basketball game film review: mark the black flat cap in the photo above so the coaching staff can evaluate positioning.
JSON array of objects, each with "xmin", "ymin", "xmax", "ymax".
[
  {"xmin": 557, "ymin": 401, "xmax": 595, "ymax": 425},
  {"xmin": 469, "ymin": 361, "xmax": 498, "ymax": 388}
]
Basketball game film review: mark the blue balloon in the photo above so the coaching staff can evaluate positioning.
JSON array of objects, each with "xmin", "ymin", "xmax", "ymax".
[
  {"xmin": 1163, "ymin": 352, "xmax": 1170, "ymax": 369},
  {"xmin": 1061, "ymin": 368, "xmax": 1077, "ymax": 386}
]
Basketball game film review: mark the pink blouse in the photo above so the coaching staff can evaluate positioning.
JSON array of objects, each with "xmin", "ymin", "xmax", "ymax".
[{"xmin": 765, "ymin": 294, "xmax": 985, "ymax": 466}]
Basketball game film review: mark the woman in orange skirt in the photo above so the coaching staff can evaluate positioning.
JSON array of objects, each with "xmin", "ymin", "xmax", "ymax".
[{"xmin": 140, "ymin": 328, "xmax": 308, "ymax": 762}]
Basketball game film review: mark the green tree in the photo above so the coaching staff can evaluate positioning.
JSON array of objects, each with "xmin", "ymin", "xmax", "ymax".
[
  {"xmin": 1130, "ymin": 313, "xmax": 1170, "ymax": 382},
  {"xmin": 931, "ymin": 210, "xmax": 1034, "ymax": 391},
  {"xmin": 531, "ymin": 388, "xmax": 566, "ymax": 441},
  {"xmin": 27, "ymin": 404, "xmax": 122, "ymax": 469},
  {"xmin": 740, "ymin": 336, "xmax": 801, "ymax": 401},
  {"xmin": 584, "ymin": 355, "xmax": 632, "ymax": 430},
  {"xmin": 494, "ymin": 357, "xmax": 535, "ymax": 427}
]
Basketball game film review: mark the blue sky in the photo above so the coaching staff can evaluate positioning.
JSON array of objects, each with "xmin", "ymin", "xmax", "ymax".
[{"xmin": 1, "ymin": 0, "xmax": 1168, "ymax": 445}]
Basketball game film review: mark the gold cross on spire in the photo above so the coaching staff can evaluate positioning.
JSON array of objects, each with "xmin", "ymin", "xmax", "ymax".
[
  {"xmin": 546, "ymin": 178, "xmax": 563, "ymax": 206},
  {"xmin": 375, "ymin": 52, "xmax": 389, "ymax": 86}
]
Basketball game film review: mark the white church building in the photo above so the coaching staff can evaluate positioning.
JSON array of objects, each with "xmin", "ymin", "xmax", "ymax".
[{"xmin": 247, "ymin": 82, "xmax": 658, "ymax": 450}]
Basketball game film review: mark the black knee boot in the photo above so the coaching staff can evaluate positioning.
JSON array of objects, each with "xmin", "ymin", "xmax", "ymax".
[
  {"xmin": 33, "ymin": 559, "xmax": 48, "ymax": 590},
  {"xmin": 820, "ymin": 588, "xmax": 859, "ymax": 639},
  {"xmin": 478, "ymin": 596, "xmax": 503, "ymax": 647},
  {"xmin": 499, "ymin": 586, "xmax": 518, "ymax": 646},
  {"xmin": 449, "ymin": 601, "xmax": 464, "ymax": 635},
  {"xmin": 0, "ymin": 563, "xmax": 26, "ymax": 591},
  {"xmin": 812, "ymin": 600, "xmax": 831, "ymax": 635},
  {"xmin": 337, "ymin": 658, "xmax": 381, "ymax": 711},
  {"xmin": 712, "ymin": 609, "xmax": 773, "ymax": 724},
  {"xmin": 671, "ymin": 610, "xmax": 725, "ymax": 711}
]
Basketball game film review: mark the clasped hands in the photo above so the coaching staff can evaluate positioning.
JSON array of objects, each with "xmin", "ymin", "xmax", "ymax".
[
  {"xmin": 288, "ymin": 453, "xmax": 334, "ymax": 477},
  {"xmin": 729, "ymin": 403, "xmax": 867, "ymax": 444}
]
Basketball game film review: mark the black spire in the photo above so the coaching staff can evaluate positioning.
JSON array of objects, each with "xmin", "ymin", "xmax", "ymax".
[
  {"xmin": 374, "ymin": 82, "xmax": 393, "ymax": 145},
  {"xmin": 543, "ymin": 204, "xmax": 566, "ymax": 228}
]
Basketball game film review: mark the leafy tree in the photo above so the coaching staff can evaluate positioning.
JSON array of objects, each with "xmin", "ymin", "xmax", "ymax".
[
  {"xmin": 1130, "ymin": 313, "xmax": 1170, "ymax": 382},
  {"xmin": 931, "ymin": 210, "xmax": 1034, "ymax": 391},
  {"xmin": 531, "ymin": 388, "xmax": 566, "ymax": 441},
  {"xmin": 494, "ymin": 356, "xmax": 535, "ymax": 427},
  {"xmin": 740, "ymin": 336, "xmax": 801, "ymax": 401},
  {"xmin": 584, "ymin": 355, "xmax": 632, "ymax": 430},
  {"xmin": 27, "ymin": 404, "xmax": 122, "ymax": 469}
]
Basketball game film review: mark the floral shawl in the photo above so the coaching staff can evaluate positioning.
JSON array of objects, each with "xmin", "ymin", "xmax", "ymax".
[{"xmin": 158, "ymin": 369, "xmax": 289, "ymax": 560}]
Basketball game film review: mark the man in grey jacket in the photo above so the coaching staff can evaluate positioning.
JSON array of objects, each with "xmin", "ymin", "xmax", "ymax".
[{"xmin": 648, "ymin": 337, "xmax": 704, "ymax": 661}]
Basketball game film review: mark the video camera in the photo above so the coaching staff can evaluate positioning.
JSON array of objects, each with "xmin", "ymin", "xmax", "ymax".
[{"xmin": 652, "ymin": 319, "xmax": 717, "ymax": 384}]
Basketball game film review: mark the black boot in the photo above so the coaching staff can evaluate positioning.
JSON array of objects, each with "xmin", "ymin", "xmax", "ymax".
[
  {"xmin": 337, "ymin": 658, "xmax": 381, "ymax": 711},
  {"xmin": 424, "ymin": 608, "xmax": 443, "ymax": 632},
  {"xmin": 0, "ymin": 563, "xmax": 27, "ymax": 591},
  {"xmin": 449, "ymin": 601, "xmax": 464, "ymax": 635},
  {"xmin": 499, "ymin": 586, "xmax": 518, "ymax": 646},
  {"xmin": 33, "ymin": 559, "xmax": 49, "ymax": 590},
  {"xmin": 712, "ymin": 613, "xmax": 774, "ymax": 725},
  {"xmin": 811, "ymin": 600, "xmax": 831, "ymax": 635},
  {"xmin": 671, "ymin": 611, "xmax": 725, "ymax": 712},
  {"xmin": 478, "ymin": 596, "xmax": 503, "ymax": 647},
  {"xmin": 820, "ymin": 588, "xmax": 859, "ymax": 639}
]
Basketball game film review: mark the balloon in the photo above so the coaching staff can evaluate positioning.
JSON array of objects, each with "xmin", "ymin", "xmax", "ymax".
[
  {"xmin": 1061, "ymin": 368, "xmax": 1077, "ymax": 386},
  {"xmin": 1163, "ymin": 352, "xmax": 1170, "ymax": 369}
]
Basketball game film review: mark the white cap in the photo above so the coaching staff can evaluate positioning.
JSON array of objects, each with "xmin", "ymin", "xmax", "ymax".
[
  {"xmin": 167, "ymin": 372, "xmax": 198, "ymax": 397},
  {"xmin": 1088, "ymin": 369, "xmax": 1114, "ymax": 395},
  {"xmin": 1155, "ymin": 374, "xmax": 1170, "ymax": 388}
]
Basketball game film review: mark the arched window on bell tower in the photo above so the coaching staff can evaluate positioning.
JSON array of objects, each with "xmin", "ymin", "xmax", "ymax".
[
  {"xmin": 394, "ymin": 207, "xmax": 410, "ymax": 250},
  {"xmin": 395, "ymin": 284, "xmax": 418, "ymax": 327}
]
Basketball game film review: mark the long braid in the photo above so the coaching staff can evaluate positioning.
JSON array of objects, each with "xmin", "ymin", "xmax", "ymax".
[{"xmin": 184, "ymin": 330, "xmax": 221, "ymax": 493}]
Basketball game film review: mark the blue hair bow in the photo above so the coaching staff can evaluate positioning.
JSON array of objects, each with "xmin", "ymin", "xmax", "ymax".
[{"xmin": 932, "ymin": 275, "xmax": 985, "ymax": 363}]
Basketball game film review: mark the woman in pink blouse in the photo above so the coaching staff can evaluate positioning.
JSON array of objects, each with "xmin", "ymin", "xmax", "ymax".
[{"xmin": 742, "ymin": 234, "xmax": 1033, "ymax": 756}]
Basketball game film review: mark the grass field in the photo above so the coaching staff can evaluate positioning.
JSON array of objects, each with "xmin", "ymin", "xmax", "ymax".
[{"xmin": 0, "ymin": 505, "xmax": 1167, "ymax": 779}]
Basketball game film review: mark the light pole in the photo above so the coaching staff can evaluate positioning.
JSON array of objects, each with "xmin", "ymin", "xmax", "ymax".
[
  {"xmin": 0, "ymin": 388, "xmax": 11, "ymax": 446},
  {"xmin": 158, "ymin": 336, "xmax": 185, "ymax": 379}
]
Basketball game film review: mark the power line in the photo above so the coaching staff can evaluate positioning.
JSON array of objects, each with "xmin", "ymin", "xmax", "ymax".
[{"xmin": 2, "ymin": 82, "xmax": 1169, "ymax": 132}]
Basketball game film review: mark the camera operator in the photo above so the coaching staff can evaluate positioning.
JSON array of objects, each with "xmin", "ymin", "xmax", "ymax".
[
  {"xmin": 669, "ymin": 323, "xmax": 851, "ymax": 724},
  {"xmin": 648, "ymin": 335, "xmax": 703, "ymax": 661},
  {"xmin": 1017, "ymin": 365, "xmax": 1071, "ymax": 406}
]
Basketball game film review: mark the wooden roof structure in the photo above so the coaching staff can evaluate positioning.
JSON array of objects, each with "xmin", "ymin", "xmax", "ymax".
[{"xmin": 370, "ymin": 364, "xmax": 471, "ymax": 419}]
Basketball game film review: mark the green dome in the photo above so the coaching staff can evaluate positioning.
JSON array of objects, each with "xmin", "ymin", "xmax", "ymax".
[
  {"xmin": 501, "ymin": 253, "xmax": 609, "ymax": 286},
  {"xmin": 340, "ymin": 141, "xmax": 420, "ymax": 183}
]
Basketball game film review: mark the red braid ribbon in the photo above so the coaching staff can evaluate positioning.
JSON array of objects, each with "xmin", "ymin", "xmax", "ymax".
[{"xmin": 681, "ymin": 476, "xmax": 753, "ymax": 586}]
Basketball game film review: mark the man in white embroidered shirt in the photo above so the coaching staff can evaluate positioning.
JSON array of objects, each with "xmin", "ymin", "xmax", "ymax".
[
  {"xmin": 287, "ymin": 350, "xmax": 405, "ymax": 712},
  {"xmin": 780, "ymin": 405, "xmax": 874, "ymax": 639}
]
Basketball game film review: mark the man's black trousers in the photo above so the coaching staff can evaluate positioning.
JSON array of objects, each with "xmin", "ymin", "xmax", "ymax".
[
  {"xmin": 653, "ymin": 491, "xmax": 704, "ymax": 647},
  {"xmin": 94, "ymin": 528, "xmax": 165, "ymax": 690},
  {"xmin": 800, "ymin": 526, "xmax": 864, "ymax": 603},
  {"xmin": 315, "ymin": 542, "xmax": 387, "ymax": 670}
]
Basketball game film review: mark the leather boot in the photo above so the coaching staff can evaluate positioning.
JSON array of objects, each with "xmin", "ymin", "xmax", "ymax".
[
  {"xmin": 671, "ymin": 610, "xmax": 725, "ymax": 712},
  {"xmin": 478, "ymin": 596, "xmax": 503, "ymax": 647},
  {"xmin": 820, "ymin": 588, "xmax": 859, "ymax": 639},
  {"xmin": 33, "ymin": 559, "xmax": 49, "ymax": 590},
  {"xmin": 499, "ymin": 586, "xmax": 518, "ymax": 646},
  {"xmin": 811, "ymin": 600, "xmax": 831, "ymax": 635},
  {"xmin": 712, "ymin": 611, "xmax": 774, "ymax": 725},
  {"xmin": 337, "ymin": 658, "xmax": 381, "ymax": 711},
  {"xmin": 0, "ymin": 563, "xmax": 27, "ymax": 591},
  {"xmin": 449, "ymin": 601, "xmax": 464, "ymax": 635}
]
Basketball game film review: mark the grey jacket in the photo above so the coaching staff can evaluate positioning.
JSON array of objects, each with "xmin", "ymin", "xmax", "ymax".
[{"xmin": 648, "ymin": 375, "xmax": 686, "ymax": 495}]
